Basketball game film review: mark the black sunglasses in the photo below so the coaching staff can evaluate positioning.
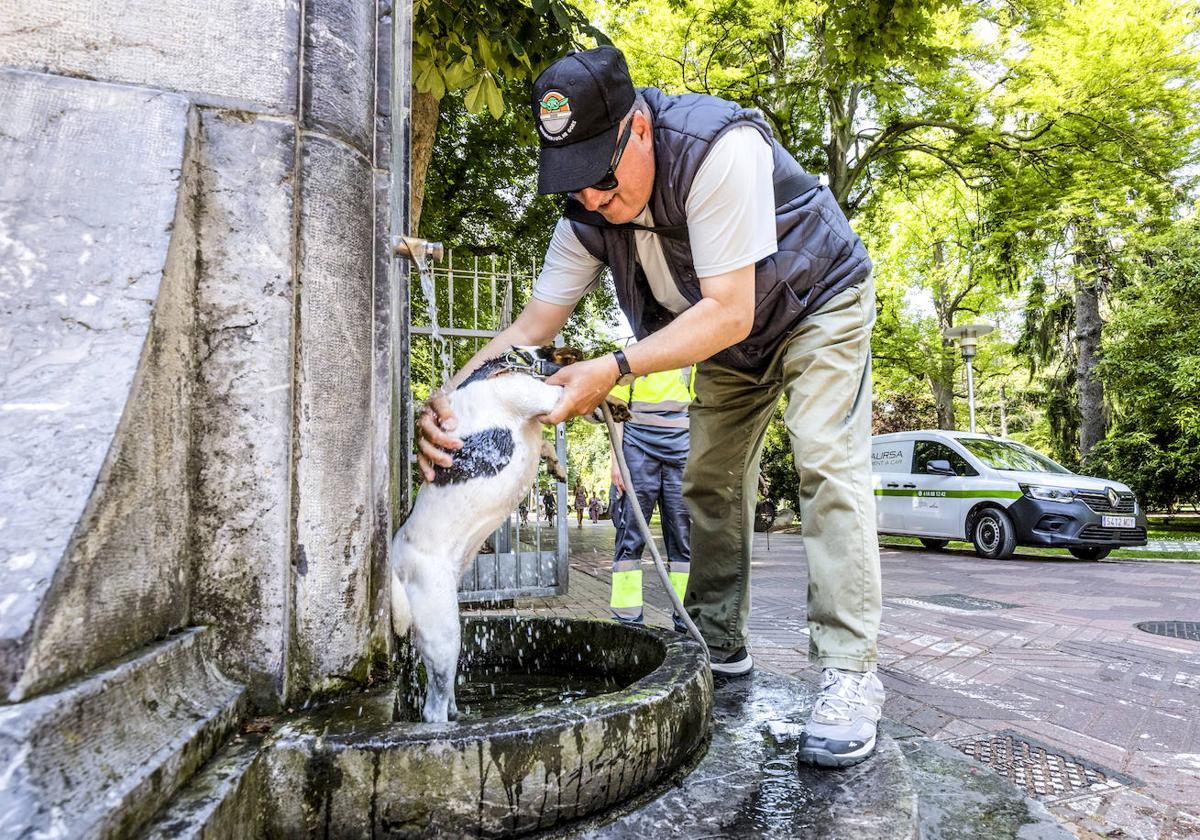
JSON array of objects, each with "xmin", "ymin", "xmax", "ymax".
[{"xmin": 572, "ymin": 117, "xmax": 634, "ymax": 196}]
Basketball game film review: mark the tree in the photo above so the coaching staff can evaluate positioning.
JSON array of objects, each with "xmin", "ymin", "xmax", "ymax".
[
  {"xmin": 410, "ymin": 0, "xmax": 605, "ymax": 230},
  {"xmin": 865, "ymin": 174, "xmax": 1013, "ymax": 427},
  {"xmin": 600, "ymin": 0, "xmax": 1008, "ymax": 217},
  {"xmin": 1087, "ymin": 217, "xmax": 1200, "ymax": 511},
  {"xmin": 995, "ymin": 0, "xmax": 1200, "ymax": 460},
  {"xmin": 760, "ymin": 407, "xmax": 799, "ymax": 511}
]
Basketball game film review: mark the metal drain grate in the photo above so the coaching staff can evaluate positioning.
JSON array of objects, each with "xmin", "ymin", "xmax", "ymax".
[
  {"xmin": 954, "ymin": 730, "xmax": 1134, "ymax": 802},
  {"xmin": 914, "ymin": 594, "xmax": 1019, "ymax": 611},
  {"xmin": 1136, "ymin": 621, "xmax": 1200, "ymax": 641}
]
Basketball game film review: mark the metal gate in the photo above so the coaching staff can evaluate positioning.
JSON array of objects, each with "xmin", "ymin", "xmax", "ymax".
[{"xmin": 408, "ymin": 252, "xmax": 570, "ymax": 602}]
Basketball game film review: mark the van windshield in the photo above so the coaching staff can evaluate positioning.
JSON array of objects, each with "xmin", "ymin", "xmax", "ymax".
[{"xmin": 958, "ymin": 439, "xmax": 1072, "ymax": 474}]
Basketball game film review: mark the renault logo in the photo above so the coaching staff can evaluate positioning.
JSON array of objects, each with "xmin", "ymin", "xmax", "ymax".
[{"xmin": 1107, "ymin": 487, "xmax": 1120, "ymax": 509}]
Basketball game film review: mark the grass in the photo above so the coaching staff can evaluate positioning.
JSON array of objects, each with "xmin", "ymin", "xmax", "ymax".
[{"xmin": 879, "ymin": 534, "xmax": 1200, "ymax": 562}]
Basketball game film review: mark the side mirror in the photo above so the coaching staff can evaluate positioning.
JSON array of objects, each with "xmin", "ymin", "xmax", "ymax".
[{"xmin": 926, "ymin": 459, "xmax": 956, "ymax": 476}]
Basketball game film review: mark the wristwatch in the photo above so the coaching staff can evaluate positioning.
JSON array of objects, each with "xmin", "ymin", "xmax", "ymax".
[{"xmin": 612, "ymin": 350, "xmax": 637, "ymax": 386}]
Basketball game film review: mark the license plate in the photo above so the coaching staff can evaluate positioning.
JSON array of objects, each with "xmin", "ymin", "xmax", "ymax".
[{"xmin": 1102, "ymin": 515, "xmax": 1135, "ymax": 528}]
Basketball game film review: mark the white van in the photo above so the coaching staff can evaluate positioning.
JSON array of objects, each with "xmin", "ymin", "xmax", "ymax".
[{"xmin": 871, "ymin": 431, "xmax": 1147, "ymax": 560}]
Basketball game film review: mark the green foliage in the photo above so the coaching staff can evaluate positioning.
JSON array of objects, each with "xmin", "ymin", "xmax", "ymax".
[
  {"xmin": 599, "ymin": 0, "xmax": 989, "ymax": 212},
  {"xmin": 863, "ymin": 173, "xmax": 1017, "ymax": 428},
  {"xmin": 419, "ymin": 92, "xmax": 561, "ymax": 263},
  {"xmin": 872, "ymin": 388, "xmax": 938, "ymax": 434},
  {"xmin": 1086, "ymin": 431, "xmax": 1200, "ymax": 512},
  {"xmin": 565, "ymin": 420, "xmax": 617, "ymax": 498},
  {"xmin": 414, "ymin": 0, "xmax": 606, "ymax": 117},
  {"xmin": 760, "ymin": 407, "xmax": 799, "ymax": 510},
  {"xmin": 1087, "ymin": 217, "xmax": 1200, "ymax": 510}
]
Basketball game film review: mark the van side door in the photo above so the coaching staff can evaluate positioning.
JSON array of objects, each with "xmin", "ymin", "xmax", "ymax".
[
  {"xmin": 907, "ymin": 440, "xmax": 978, "ymax": 538},
  {"xmin": 872, "ymin": 440, "xmax": 914, "ymax": 533}
]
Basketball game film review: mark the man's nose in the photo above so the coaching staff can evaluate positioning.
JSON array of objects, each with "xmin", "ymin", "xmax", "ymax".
[{"xmin": 576, "ymin": 188, "xmax": 605, "ymax": 211}]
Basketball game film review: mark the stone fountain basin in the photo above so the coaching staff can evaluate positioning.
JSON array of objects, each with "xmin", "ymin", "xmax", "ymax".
[{"xmin": 258, "ymin": 616, "xmax": 713, "ymax": 838}]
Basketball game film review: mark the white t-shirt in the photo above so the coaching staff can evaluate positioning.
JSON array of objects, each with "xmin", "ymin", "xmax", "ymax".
[{"xmin": 532, "ymin": 125, "xmax": 778, "ymax": 314}]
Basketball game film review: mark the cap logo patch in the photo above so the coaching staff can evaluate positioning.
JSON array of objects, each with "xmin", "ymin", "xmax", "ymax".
[{"xmin": 539, "ymin": 90, "xmax": 573, "ymax": 139}]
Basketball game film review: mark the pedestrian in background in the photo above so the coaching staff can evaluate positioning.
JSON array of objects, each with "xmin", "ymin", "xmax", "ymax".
[
  {"xmin": 608, "ymin": 365, "xmax": 694, "ymax": 626},
  {"xmin": 574, "ymin": 481, "xmax": 587, "ymax": 527}
]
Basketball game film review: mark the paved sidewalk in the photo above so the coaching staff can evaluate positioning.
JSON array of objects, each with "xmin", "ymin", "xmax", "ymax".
[{"xmin": 480, "ymin": 521, "xmax": 1200, "ymax": 840}]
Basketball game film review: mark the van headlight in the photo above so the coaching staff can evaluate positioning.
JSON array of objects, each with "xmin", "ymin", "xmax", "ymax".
[{"xmin": 1020, "ymin": 484, "xmax": 1076, "ymax": 503}]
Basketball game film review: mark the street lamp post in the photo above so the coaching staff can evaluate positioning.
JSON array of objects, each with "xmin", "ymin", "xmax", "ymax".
[{"xmin": 942, "ymin": 322, "xmax": 995, "ymax": 434}]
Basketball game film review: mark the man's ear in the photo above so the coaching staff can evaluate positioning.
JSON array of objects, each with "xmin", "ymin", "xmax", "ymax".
[{"xmin": 632, "ymin": 110, "xmax": 652, "ymax": 143}]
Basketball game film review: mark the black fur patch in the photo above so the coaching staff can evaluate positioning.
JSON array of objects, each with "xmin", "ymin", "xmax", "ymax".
[
  {"xmin": 459, "ymin": 356, "xmax": 510, "ymax": 389},
  {"xmin": 431, "ymin": 427, "xmax": 515, "ymax": 486}
]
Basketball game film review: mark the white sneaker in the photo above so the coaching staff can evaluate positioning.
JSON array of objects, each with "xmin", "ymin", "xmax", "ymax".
[{"xmin": 797, "ymin": 668, "xmax": 884, "ymax": 768}]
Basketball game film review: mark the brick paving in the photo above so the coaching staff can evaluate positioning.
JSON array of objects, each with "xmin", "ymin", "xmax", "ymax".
[{"xmin": 474, "ymin": 521, "xmax": 1200, "ymax": 840}]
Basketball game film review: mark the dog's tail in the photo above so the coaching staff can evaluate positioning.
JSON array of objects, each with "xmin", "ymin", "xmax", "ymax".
[{"xmin": 390, "ymin": 568, "xmax": 412, "ymax": 637}]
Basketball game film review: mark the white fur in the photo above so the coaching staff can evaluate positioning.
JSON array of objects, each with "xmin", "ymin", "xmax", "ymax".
[{"xmin": 390, "ymin": 371, "xmax": 562, "ymax": 722}]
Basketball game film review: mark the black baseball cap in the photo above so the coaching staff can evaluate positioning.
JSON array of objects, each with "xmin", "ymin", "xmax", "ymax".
[{"xmin": 531, "ymin": 46, "xmax": 636, "ymax": 195}]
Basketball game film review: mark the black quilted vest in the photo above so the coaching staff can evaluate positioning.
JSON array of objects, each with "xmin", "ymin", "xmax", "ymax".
[{"xmin": 566, "ymin": 87, "xmax": 871, "ymax": 372}]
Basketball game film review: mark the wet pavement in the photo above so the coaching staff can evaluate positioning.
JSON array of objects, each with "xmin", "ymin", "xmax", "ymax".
[
  {"xmin": 507, "ymin": 522, "xmax": 1200, "ymax": 839},
  {"xmin": 578, "ymin": 670, "xmax": 917, "ymax": 840}
]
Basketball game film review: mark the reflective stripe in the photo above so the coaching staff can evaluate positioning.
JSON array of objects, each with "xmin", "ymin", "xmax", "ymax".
[
  {"xmin": 669, "ymin": 571, "xmax": 689, "ymax": 603},
  {"xmin": 873, "ymin": 489, "xmax": 1022, "ymax": 499},
  {"xmin": 612, "ymin": 556, "xmax": 641, "ymax": 574},
  {"xmin": 610, "ymin": 569, "xmax": 644, "ymax": 609},
  {"xmin": 629, "ymin": 413, "xmax": 689, "ymax": 429},
  {"xmin": 631, "ymin": 398, "xmax": 691, "ymax": 413}
]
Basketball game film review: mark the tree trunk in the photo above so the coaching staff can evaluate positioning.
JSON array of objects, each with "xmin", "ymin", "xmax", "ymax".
[
  {"xmin": 1075, "ymin": 273, "xmax": 1107, "ymax": 455},
  {"xmin": 825, "ymin": 84, "xmax": 854, "ymax": 214},
  {"xmin": 929, "ymin": 243, "xmax": 956, "ymax": 429},
  {"xmin": 410, "ymin": 88, "xmax": 440, "ymax": 236},
  {"xmin": 1073, "ymin": 229, "xmax": 1109, "ymax": 457},
  {"xmin": 815, "ymin": 15, "xmax": 855, "ymax": 217},
  {"xmin": 929, "ymin": 349, "xmax": 957, "ymax": 430}
]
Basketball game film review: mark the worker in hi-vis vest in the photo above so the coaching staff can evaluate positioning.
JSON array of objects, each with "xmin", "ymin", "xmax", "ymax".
[{"xmin": 608, "ymin": 364, "xmax": 695, "ymax": 625}]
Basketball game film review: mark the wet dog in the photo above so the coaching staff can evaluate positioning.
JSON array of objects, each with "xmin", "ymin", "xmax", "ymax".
[{"xmin": 390, "ymin": 348, "xmax": 569, "ymax": 722}]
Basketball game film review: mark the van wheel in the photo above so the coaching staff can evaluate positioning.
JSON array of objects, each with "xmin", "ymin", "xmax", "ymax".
[
  {"xmin": 972, "ymin": 509, "xmax": 1016, "ymax": 560},
  {"xmin": 1069, "ymin": 547, "xmax": 1111, "ymax": 561},
  {"xmin": 919, "ymin": 538, "xmax": 950, "ymax": 551}
]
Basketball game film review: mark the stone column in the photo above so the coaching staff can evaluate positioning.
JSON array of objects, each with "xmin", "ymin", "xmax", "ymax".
[{"xmin": 0, "ymin": 0, "xmax": 406, "ymax": 710}]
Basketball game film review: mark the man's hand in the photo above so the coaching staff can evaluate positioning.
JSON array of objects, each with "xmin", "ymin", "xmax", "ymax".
[
  {"xmin": 540, "ymin": 355, "xmax": 619, "ymax": 425},
  {"xmin": 415, "ymin": 389, "xmax": 462, "ymax": 482},
  {"xmin": 610, "ymin": 454, "xmax": 625, "ymax": 495}
]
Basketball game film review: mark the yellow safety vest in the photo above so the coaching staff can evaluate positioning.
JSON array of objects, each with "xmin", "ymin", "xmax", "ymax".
[{"xmin": 609, "ymin": 366, "xmax": 695, "ymax": 429}]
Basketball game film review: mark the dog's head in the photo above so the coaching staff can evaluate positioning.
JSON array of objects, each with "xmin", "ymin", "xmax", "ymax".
[{"xmin": 460, "ymin": 345, "xmax": 584, "ymax": 388}]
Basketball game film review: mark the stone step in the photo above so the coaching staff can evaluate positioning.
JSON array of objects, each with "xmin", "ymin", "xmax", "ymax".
[
  {"xmin": 139, "ymin": 734, "xmax": 269, "ymax": 839},
  {"xmin": 0, "ymin": 627, "xmax": 246, "ymax": 839}
]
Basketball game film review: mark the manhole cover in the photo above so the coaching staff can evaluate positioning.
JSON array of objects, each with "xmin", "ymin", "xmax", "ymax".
[
  {"xmin": 913, "ymin": 594, "xmax": 1019, "ymax": 611},
  {"xmin": 954, "ymin": 730, "xmax": 1134, "ymax": 802},
  {"xmin": 1136, "ymin": 621, "xmax": 1200, "ymax": 641}
]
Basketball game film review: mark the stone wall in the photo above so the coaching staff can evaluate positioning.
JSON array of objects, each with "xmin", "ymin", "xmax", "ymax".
[{"xmin": 0, "ymin": 0, "xmax": 406, "ymax": 710}]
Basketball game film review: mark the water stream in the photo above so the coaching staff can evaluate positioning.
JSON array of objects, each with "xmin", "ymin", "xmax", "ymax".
[{"xmin": 412, "ymin": 250, "xmax": 453, "ymax": 388}]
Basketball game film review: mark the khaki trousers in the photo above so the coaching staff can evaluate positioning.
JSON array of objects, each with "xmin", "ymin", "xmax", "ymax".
[{"xmin": 682, "ymin": 280, "xmax": 881, "ymax": 671}]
